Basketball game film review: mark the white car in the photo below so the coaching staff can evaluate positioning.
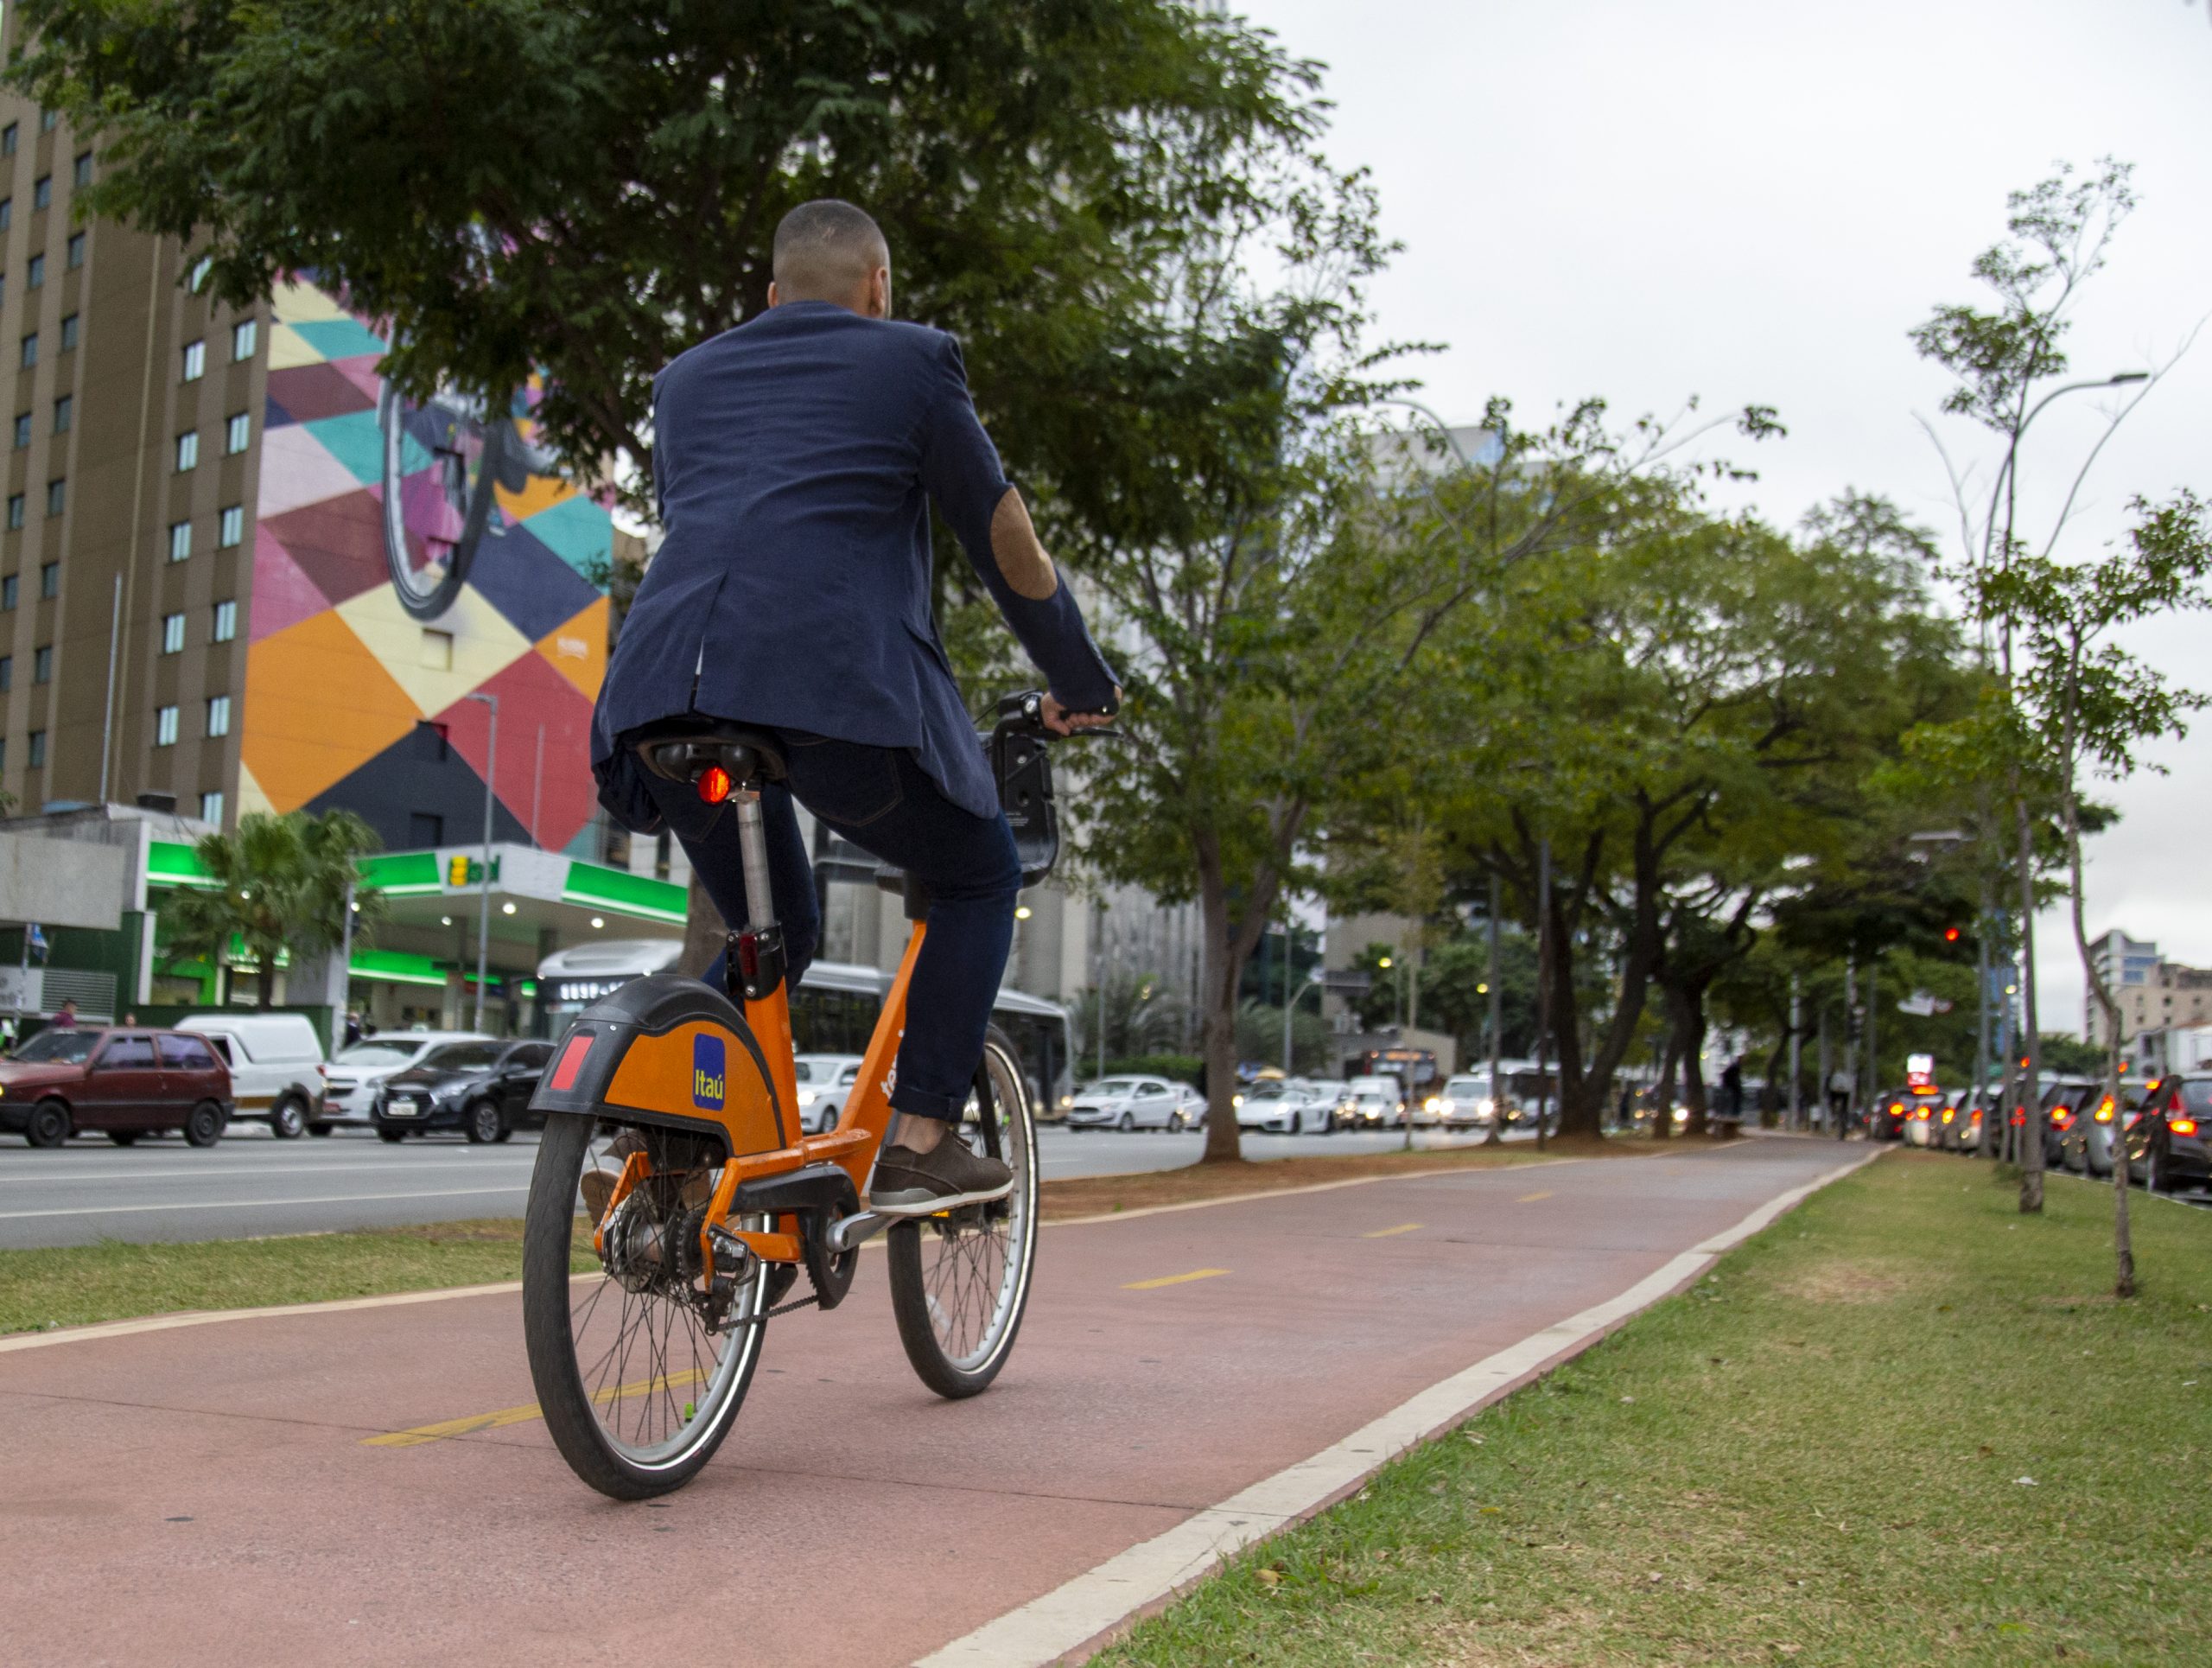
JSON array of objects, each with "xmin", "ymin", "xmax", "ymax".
[
  {"xmin": 795, "ymin": 1053, "xmax": 865, "ymax": 1134},
  {"xmin": 1338, "ymin": 1088, "xmax": 1400, "ymax": 1129},
  {"xmin": 177, "ymin": 1012, "xmax": 328, "ymax": 1138},
  {"xmin": 1065, "ymin": 1076, "xmax": 1202, "ymax": 1131},
  {"xmin": 1429, "ymin": 1073, "xmax": 1510, "ymax": 1128},
  {"xmin": 319, "ymin": 1032, "xmax": 494, "ymax": 1127},
  {"xmin": 1236, "ymin": 1080, "xmax": 1333, "ymax": 1135}
]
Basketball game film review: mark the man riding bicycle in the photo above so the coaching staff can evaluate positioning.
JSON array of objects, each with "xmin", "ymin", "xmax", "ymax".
[{"xmin": 592, "ymin": 198, "xmax": 1118, "ymax": 1218}]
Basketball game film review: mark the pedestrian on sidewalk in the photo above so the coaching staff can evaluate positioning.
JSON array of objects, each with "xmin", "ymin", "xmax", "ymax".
[{"xmin": 50, "ymin": 998, "xmax": 77, "ymax": 1031}]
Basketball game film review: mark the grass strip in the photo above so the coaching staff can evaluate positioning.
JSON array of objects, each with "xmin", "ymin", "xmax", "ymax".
[
  {"xmin": 0, "ymin": 1132, "xmax": 1674, "ymax": 1335},
  {"xmin": 1096, "ymin": 1152, "xmax": 2212, "ymax": 1667}
]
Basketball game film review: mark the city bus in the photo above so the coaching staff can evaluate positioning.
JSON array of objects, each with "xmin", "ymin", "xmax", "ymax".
[{"xmin": 537, "ymin": 942, "xmax": 1076, "ymax": 1117}]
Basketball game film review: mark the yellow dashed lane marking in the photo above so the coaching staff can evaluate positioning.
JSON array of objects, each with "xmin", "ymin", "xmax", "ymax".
[
  {"xmin": 364, "ymin": 1366, "xmax": 709, "ymax": 1448},
  {"xmin": 1123, "ymin": 1268, "xmax": 1230, "ymax": 1290},
  {"xmin": 1516, "ymin": 1190, "xmax": 1554, "ymax": 1203},
  {"xmin": 1363, "ymin": 1222, "xmax": 1424, "ymax": 1238}
]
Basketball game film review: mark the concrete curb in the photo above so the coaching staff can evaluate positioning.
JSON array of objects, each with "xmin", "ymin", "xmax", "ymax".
[{"xmin": 914, "ymin": 1144, "xmax": 1888, "ymax": 1668}]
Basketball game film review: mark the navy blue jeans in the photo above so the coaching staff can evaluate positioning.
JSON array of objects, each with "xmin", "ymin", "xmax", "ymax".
[{"xmin": 635, "ymin": 731, "xmax": 1020, "ymax": 1123}]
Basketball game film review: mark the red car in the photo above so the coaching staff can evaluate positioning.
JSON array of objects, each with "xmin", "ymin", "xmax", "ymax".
[{"xmin": 0, "ymin": 1026, "xmax": 234, "ymax": 1148}]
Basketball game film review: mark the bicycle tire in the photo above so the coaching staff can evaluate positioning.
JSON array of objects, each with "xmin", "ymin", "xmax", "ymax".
[
  {"xmin": 888, "ymin": 1027, "xmax": 1039, "ymax": 1399},
  {"xmin": 523, "ymin": 1111, "xmax": 769, "ymax": 1499},
  {"xmin": 378, "ymin": 382, "xmax": 512, "ymax": 622}
]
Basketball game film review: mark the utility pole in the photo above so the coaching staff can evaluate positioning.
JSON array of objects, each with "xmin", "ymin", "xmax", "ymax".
[
  {"xmin": 1486, "ymin": 874, "xmax": 1504, "ymax": 1146},
  {"xmin": 1534, "ymin": 835, "xmax": 1551, "ymax": 1152},
  {"xmin": 1844, "ymin": 954, "xmax": 1859, "ymax": 1133}
]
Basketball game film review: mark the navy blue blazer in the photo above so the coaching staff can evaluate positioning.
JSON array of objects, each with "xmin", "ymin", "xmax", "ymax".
[{"xmin": 592, "ymin": 301, "xmax": 1117, "ymax": 826}]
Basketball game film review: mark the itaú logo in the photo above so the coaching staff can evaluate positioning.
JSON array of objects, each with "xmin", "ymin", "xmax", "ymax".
[{"xmin": 691, "ymin": 1033, "xmax": 727, "ymax": 1111}]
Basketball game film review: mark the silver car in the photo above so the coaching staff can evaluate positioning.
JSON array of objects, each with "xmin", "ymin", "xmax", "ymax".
[
  {"xmin": 1065, "ymin": 1076, "xmax": 1199, "ymax": 1131},
  {"xmin": 1237, "ymin": 1079, "xmax": 1333, "ymax": 1134},
  {"xmin": 319, "ymin": 1032, "xmax": 494, "ymax": 1126},
  {"xmin": 794, "ymin": 1053, "xmax": 865, "ymax": 1134}
]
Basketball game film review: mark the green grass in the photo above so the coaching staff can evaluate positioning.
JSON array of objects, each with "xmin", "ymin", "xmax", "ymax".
[
  {"xmin": 1098, "ymin": 1154, "xmax": 2212, "ymax": 1666},
  {"xmin": 0, "ymin": 1219, "xmax": 596, "ymax": 1335}
]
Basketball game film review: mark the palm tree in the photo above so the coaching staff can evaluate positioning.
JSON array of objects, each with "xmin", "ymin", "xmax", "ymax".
[{"xmin": 162, "ymin": 811, "xmax": 387, "ymax": 1007}]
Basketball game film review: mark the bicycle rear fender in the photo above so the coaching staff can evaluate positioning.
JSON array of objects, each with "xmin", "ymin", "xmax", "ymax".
[{"xmin": 528, "ymin": 973, "xmax": 789, "ymax": 1158}]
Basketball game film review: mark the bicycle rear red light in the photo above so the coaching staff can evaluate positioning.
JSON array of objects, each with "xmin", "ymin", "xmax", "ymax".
[
  {"xmin": 697, "ymin": 764, "xmax": 734, "ymax": 805},
  {"xmin": 549, "ymin": 1033, "xmax": 594, "ymax": 1092}
]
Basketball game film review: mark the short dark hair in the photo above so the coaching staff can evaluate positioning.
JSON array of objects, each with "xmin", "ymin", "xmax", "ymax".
[{"xmin": 772, "ymin": 199, "xmax": 889, "ymax": 300}]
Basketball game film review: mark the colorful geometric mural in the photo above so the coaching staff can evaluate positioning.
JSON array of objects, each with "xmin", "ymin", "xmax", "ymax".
[{"xmin": 240, "ymin": 278, "xmax": 611, "ymax": 854}]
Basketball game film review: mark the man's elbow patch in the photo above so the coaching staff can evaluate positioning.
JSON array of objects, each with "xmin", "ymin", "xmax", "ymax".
[{"xmin": 990, "ymin": 489, "xmax": 1059, "ymax": 602}]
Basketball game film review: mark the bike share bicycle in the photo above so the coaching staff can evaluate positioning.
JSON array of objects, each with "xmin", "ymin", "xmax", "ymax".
[{"xmin": 519, "ymin": 691, "xmax": 1097, "ymax": 1498}]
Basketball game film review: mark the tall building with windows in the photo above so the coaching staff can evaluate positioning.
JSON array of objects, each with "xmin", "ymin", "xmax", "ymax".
[{"xmin": 2086, "ymin": 930, "xmax": 2212, "ymax": 1048}]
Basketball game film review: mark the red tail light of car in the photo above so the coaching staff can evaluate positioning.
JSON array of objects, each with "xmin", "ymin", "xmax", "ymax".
[
  {"xmin": 2095, "ymin": 1098, "xmax": 2115, "ymax": 1124},
  {"xmin": 2171, "ymin": 1117, "xmax": 2199, "ymax": 1137}
]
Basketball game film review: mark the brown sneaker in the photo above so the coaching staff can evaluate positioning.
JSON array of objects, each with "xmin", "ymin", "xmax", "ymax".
[
  {"xmin": 579, "ymin": 1167, "xmax": 619, "ymax": 1225},
  {"xmin": 868, "ymin": 1130, "xmax": 1014, "ymax": 1216}
]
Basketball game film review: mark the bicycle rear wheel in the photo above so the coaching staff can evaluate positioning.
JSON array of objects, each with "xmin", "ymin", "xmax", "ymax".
[
  {"xmin": 523, "ymin": 1112, "xmax": 769, "ymax": 1499},
  {"xmin": 888, "ymin": 1028, "xmax": 1039, "ymax": 1398}
]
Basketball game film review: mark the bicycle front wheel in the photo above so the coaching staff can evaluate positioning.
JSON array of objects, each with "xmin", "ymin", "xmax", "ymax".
[
  {"xmin": 522, "ymin": 1112, "xmax": 769, "ymax": 1499},
  {"xmin": 888, "ymin": 1027, "xmax": 1039, "ymax": 1398}
]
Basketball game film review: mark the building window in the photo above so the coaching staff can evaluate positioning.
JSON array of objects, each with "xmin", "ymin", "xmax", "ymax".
[
  {"xmin": 205, "ymin": 695, "xmax": 231, "ymax": 738},
  {"xmin": 181, "ymin": 340, "xmax": 205, "ymax": 382},
  {"xmin": 212, "ymin": 599, "xmax": 237, "ymax": 642},
  {"xmin": 27, "ymin": 731, "xmax": 44, "ymax": 769},
  {"xmin": 33, "ymin": 646, "xmax": 52, "ymax": 684},
  {"xmin": 1, "ymin": 125, "xmax": 16, "ymax": 157},
  {"xmin": 11, "ymin": 415, "xmax": 28, "ymax": 451},
  {"xmin": 168, "ymin": 520, "xmax": 192, "ymax": 562},
  {"xmin": 31, "ymin": 176, "xmax": 50, "ymax": 212},
  {"xmin": 175, "ymin": 431, "xmax": 198, "ymax": 472},
  {"xmin": 188, "ymin": 256, "xmax": 212, "ymax": 293},
  {"xmin": 19, "ymin": 334, "xmax": 35, "ymax": 369},
  {"xmin": 58, "ymin": 315, "xmax": 76, "ymax": 351},
  {"xmin": 1, "ymin": 575, "xmax": 15, "ymax": 609},
  {"xmin": 0, "ymin": 655, "xmax": 11, "ymax": 691},
  {"xmin": 0, "ymin": 199, "xmax": 11, "ymax": 231},
  {"xmin": 232, "ymin": 319, "xmax": 257, "ymax": 361},
  {"xmin": 5, "ymin": 496, "xmax": 22, "ymax": 532},
  {"xmin": 225, "ymin": 412, "xmax": 250, "ymax": 455},
  {"xmin": 409, "ymin": 812, "xmax": 444, "ymax": 847},
  {"xmin": 25, "ymin": 254, "xmax": 43, "ymax": 291},
  {"xmin": 72, "ymin": 152, "xmax": 91, "ymax": 190},
  {"xmin": 218, "ymin": 505, "xmax": 244, "ymax": 547},
  {"xmin": 155, "ymin": 704, "xmax": 179, "ymax": 747},
  {"xmin": 38, "ymin": 561, "xmax": 56, "ymax": 599},
  {"xmin": 65, "ymin": 232, "xmax": 83, "ymax": 270},
  {"xmin": 200, "ymin": 789, "xmax": 224, "ymax": 825},
  {"xmin": 43, "ymin": 481, "xmax": 63, "ymax": 518},
  {"xmin": 39, "ymin": 110, "xmax": 58, "ymax": 134},
  {"xmin": 52, "ymin": 395, "xmax": 69, "ymax": 434},
  {"xmin": 161, "ymin": 613, "xmax": 185, "ymax": 654}
]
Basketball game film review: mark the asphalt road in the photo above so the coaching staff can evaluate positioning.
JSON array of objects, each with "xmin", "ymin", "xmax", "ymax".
[{"xmin": 0, "ymin": 1121, "xmax": 1541, "ymax": 1249}]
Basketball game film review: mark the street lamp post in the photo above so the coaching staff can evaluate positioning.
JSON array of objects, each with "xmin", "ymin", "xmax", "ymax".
[
  {"xmin": 462, "ymin": 691, "xmax": 499, "ymax": 1032},
  {"xmin": 1534, "ymin": 833, "xmax": 1551, "ymax": 1153},
  {"xmin": 1487, "ymin": 873, "xmax": 1505, "ymax": 1146}
]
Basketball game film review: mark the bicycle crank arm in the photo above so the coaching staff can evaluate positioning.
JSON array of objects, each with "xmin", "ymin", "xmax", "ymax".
[{"xmin": 824, "ymin": 1209, "xmax": 890, "ymax": 1254}]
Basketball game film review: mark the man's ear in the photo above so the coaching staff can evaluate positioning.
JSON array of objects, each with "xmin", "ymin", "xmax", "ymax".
[
  {"xmin": 767, "ymin": 280, "xmax": 782, "ymax": 309},
  {"xmin": 868, "ymin": 267, "xmax": 891, "ymax": 319}
]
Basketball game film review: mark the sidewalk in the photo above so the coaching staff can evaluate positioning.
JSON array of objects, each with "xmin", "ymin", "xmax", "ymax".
[{"xmin": 0, "ymin": 1137, "xmax": 1861, "ymax": 1666}]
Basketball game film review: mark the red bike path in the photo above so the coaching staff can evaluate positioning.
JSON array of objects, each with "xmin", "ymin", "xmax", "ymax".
[{"xmin": 1, "ymin": 1136, "xmax": 1862, "ymax": 1667}]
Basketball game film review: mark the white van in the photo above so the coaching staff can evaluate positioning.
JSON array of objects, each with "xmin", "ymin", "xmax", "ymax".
[{"xmin": 176, "ymin": 1012, "xmax": 328, "ymax": 1138}]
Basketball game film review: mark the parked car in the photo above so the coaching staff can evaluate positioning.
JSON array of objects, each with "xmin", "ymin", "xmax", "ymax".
[
  {"xmin": 1236, "ymin": 1080, "xmax": 1332, "ymax": 1135},
  {"xmin": 1065, "ymin": 1076, "xmax": 1200, "ymax": 1131},
  {"xmin": 177, "ymin": 1011, "xmax": 327, "ymax": 1138},
  {"xmin": 372, "ymin": 1038, "xmax": 552, "ymax": 1142},
  {"xmin": 795, "ymin": 1053, "xmax": 865, "ymax": 1135},
  {"xmin": 0, "ymin": 1026, "xmax": 233, "ymax": 1147},
  {"xmin": 320, "ymin": 1031, "xmax": 495, "ymax": 1126},
  {"xmin": 2130, "ymin": 1073, "xmax": 2212, "ymax": 1195}
]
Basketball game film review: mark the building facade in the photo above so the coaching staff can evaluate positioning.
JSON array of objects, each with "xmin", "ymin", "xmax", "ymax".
[{"xmin": 2086, "ymin": 930, "xmax": 2212, "ymax": 1049}]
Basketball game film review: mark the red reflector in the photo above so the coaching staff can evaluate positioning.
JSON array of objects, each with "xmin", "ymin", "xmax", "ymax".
[
  {"xmin": 697, "ymin": 764, "xmax": 734, "ymax": 805},
  {"xmin": 2172, "ymin": 1117, "xmax": 2199, "ymax": 1137},
  {"xmin": 549, "ymin": 1033, "xmax": 594, "ymax": 1092}
]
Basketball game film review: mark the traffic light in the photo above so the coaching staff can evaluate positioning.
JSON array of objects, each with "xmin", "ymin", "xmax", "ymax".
[{"xmin": 1943, "ymin": 926, "xmax": 1961, "ymax": 944}]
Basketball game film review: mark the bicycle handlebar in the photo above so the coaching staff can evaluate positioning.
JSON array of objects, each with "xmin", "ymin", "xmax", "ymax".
[{"xmin": 989, "ymin": 689, "xmax": 1123, "ymax": 743}]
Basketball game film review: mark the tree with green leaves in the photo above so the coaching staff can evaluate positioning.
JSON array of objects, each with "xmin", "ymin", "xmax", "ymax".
[
  {"xmin": 161, "ymin": 812, "xmax": 387, "ymax": 1008},
  {"xmin": 1986, "ymin": 493, "xmax": 2212, "ymax": 1296},
  {"xmin": 1909, "ymin": 156, "xmax": 2189, "ymax": 1212}
]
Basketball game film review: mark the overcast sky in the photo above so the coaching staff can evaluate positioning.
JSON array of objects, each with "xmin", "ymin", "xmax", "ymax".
[{"xmin": 1240, "ymin": 0, "xmax": 2212, "ymax": 1035}]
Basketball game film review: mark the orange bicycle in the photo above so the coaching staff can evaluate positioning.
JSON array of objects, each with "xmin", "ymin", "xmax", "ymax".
[{"xmin": 519, "ymin": 693, "xmax": 1083, "ymax": 1498}]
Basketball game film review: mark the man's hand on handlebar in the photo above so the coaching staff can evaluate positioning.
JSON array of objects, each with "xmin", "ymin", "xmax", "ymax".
[{"xmin": 1040, "ymin": 687, "xmax": 1122, "ymax": 738}]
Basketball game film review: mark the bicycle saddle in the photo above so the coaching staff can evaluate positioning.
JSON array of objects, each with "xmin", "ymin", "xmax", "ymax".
[{"xmin": 631, "ymin": 716, "xmax": 788, "ymax": 787}]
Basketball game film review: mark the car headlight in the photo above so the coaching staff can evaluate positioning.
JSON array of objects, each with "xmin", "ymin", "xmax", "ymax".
[
  {"xmin": 1058, "ymin": 1094, "xmax": 1073, "ymax": 1109},
  {"xmin": 1423, "ymin": 1097, "xmax": 1441, "ymax": 1112},
  {"xmin": 1232, "ymin": 1093, "xmax": 1243, "ymax": 1107},
  {"xmin": 797, "ymin": 1089, "xmax": 817, "ymax": 1107}
]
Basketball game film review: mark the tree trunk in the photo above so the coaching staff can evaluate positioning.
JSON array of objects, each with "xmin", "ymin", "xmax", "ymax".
[
  {"xmin": 1679, "ymin": 987, "xmax": 1710, "ymax": 1137},
  {"xmin": 1654, "ymin": 1029, "xmax": 1680, "ymax": 1143},
  {"xmin": 1195, "ymin": 834, "xmax": 1247, "ymax": 1166},
  {"xmin": 257, "ymin": 958, "xmax": 276, "ymax": 1009},
  {"xmin": 2015, "ymin": 794, "xmax": 2044, "ymax": 1213},
  {"xmin": 1760, "ymin": 1035, "xmax": 1789, "ymax": 1129}
]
